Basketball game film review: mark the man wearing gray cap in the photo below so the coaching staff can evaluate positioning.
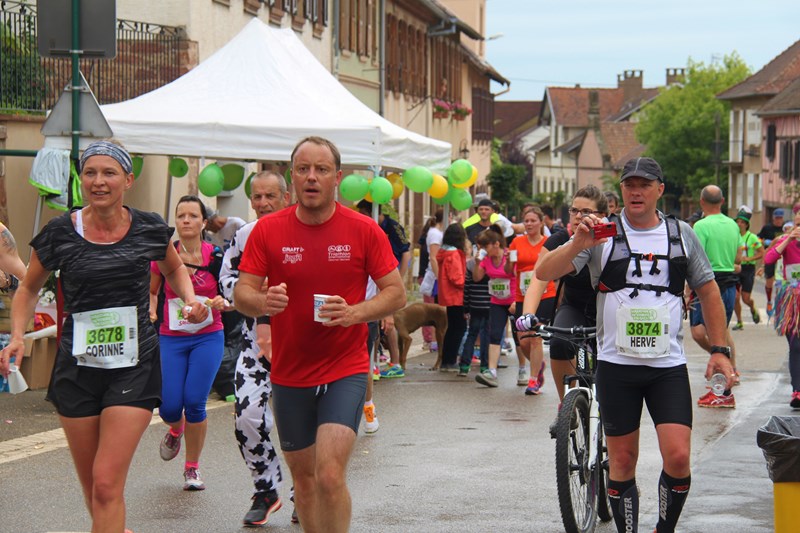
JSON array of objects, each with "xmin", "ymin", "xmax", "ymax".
[
  {"xmin": 536, "ymin": 156, "xmax": 733, "ymax": 533},
  {"xmin": 205, "ymin": 207, "xmax": 246, "ymax": 251}
]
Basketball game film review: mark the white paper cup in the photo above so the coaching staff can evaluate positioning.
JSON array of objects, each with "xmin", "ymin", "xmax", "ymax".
[
  {"xmin": 7, "ymin": 366, "xmax": 28, "ymax": 394},
  {"xmin": 509, "ymin": 249, "xmax": 518, "ymax": 262},
  {"xmin": 314, "ymin": 294, "xmax": 332, "ymax": 323},
  {"xmin": 478, "ymin": 249, "xmax": 488, "ymax": 260}
]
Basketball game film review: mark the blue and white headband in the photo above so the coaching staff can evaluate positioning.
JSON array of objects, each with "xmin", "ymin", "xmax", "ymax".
[{"xmin": 79, "ymin": 140, "xmax": 133, "ymax": 175}]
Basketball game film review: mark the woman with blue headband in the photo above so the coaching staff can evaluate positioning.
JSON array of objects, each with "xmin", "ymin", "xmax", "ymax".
[{"xmin": 0, "ymin": 139, "xmax": 208, "ymax": 533}]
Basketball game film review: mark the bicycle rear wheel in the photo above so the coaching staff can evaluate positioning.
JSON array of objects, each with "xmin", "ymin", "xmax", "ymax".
[
  {"xmin": 595, "ymin": 419, "xmax": 612, "ymax": 522},
  {"xmin": 555, "ymin": 389, "xmax": 597, "ymax": 533}
]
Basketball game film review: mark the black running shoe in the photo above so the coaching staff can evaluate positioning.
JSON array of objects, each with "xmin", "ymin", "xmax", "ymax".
[{"xmin": 243, "ymin": 490, "xmax": 282, "ymax": 527}]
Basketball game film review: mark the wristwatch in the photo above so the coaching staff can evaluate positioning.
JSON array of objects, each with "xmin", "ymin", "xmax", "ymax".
[{"xmin": 709, "ymin": 345, "xmax": 731, "ymax": 358}]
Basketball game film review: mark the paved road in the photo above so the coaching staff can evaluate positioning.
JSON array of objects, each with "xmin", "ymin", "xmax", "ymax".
[{"xmin": 0, "ymin": 288, "xmax": 793, "ymax": 532}]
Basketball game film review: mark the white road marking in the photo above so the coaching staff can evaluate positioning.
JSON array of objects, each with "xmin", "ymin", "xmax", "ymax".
[{"xmin": 0, "ymin": 399, "xmax": 228, "ymax": 465}]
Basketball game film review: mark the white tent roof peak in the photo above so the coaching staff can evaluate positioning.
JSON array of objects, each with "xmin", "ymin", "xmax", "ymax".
[{"xmin": 46, "ymin": 19, "xmax": 452, "ymax": 171}]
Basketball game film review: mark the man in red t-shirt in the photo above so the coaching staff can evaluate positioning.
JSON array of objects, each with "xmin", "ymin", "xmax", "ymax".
[{"xmin": 235, "ymin": 136, "xmax": 405, "ymax": 532}]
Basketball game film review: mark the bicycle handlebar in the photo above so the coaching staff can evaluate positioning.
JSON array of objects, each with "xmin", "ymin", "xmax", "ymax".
[{"xmin": 534, "ymin": 324, "xmax": 596, "ymax": 337}]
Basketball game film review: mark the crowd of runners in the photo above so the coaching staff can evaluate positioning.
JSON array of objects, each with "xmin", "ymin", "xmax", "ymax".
[{"xmin": 0, "ymin": 139, "xmax": 797, "ymax": 533}]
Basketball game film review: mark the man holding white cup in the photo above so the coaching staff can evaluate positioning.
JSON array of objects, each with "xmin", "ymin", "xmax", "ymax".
[{"xmin": 234, "ymin": 137, "xmax": 405, "ymax": 533}]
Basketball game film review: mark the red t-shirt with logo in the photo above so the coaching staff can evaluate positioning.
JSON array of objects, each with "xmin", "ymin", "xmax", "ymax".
[{"xmin": 238, "ymin": 203, "xmax": 397, "ymax": 387}]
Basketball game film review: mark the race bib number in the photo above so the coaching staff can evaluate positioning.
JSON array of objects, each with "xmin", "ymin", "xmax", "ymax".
[
  {"xmin": 785, "ymin": 263, "xmax": 800, "ymax": 281},
  {"xmin": 615, "ymin": 306, "xmax": 670, "ymax": 358},
  {"xmin": 488, "ymin": 278, "xmax": 511, "ymax": 299},
  {"xmin": 519, "ymin": 271, "xmax": 534, "ymax": 295},
  {"xmin": 72, "ymin": 306, "xmax": 139, "ymax": 369},
  {"xmin": 168, "ymin": 296, "xmax": 213, "ymax": 333}
]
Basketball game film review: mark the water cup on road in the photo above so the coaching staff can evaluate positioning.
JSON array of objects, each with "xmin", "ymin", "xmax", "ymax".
[
  {"xmin": 509, "ymin": 249, "xmax": 518, "ymax": 262},
  {"xmin": 314, "ymin": 294, "xmax": 332, "ymax": 323},
  {"xmin": 7, "ymin": 365, "xmax": 28, "ymax": 394},
  {"xmin": 709, "ymin": 373, "xmax": 727, "ymax": 396}
]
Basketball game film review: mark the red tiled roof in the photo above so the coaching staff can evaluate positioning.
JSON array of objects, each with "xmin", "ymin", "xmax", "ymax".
[
  {"xmin": 718, "ymin": 39, "xmax": 800, "ymax": 100},
  {"xmin": 547, "ymin": 87, "xmax": 625, "ymax": 127},
  {"xmin": 758, "ymin": 76, "xmax": 800, "ymax": 116},
  {"xmin": 599, "ymin": 122, "xmax": 644, "ymax": 167},
  {"xmin": 494, "ymin": 101, "xmax": 542, "ymax": 140}
]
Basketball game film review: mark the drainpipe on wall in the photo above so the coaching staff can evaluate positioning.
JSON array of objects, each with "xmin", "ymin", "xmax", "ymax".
[
  {"xmin": 379, "ymin": 0, "xmax": 385, "ymax": 116},
  {"xmin": 332, "ymin": 0, "xmax": 340, "ymax": 78}
]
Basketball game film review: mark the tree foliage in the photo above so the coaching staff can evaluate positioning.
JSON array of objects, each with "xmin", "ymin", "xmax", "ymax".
[
  {"xmin": 635, "ymin": 54, "xmax": 751, "ymax": 199},
  {"xmin": 486, "ymin": 163, "xmax": 526, "ymax": 214},
  {"xmin": 1, "ymin": 17, "xmax": 48, "ymax": 112}
]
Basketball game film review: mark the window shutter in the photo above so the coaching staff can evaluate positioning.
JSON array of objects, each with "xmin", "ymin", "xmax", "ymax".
[
  {"xmin": 795, "ymin": 141, "xmax": 800, "ymax": 181},
  {"xmin": 766, "ymin": 124, "xmax": 777, "ymax": 161},
  {"xmin": 780, "ymin": 141, "xmax": 790, "ymax": 181}
]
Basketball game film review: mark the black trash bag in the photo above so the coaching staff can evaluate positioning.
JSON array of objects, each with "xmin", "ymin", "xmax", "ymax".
[
  {"xmin": 213, "ymin": 311, "xmax": 244, "ymax": 399},
  {"xmin": 756, "ymin": 416, "xmax": 800, "ymax": 483}
]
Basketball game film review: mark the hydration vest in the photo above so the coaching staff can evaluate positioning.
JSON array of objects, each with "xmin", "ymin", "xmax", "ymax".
[{"xmin": 597, "ymin": 214, "xmax": 688, "ymax": 298}]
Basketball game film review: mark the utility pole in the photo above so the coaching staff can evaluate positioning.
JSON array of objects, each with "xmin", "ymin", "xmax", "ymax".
[{"xmin": 714, "ymin": 111, "xmax": 721, "ymax": 186}]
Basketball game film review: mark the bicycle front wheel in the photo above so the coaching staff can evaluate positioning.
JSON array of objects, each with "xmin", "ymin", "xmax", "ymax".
[{"xmin": 555, "ymin": 389, "xmax": 597, "ymax": 533}]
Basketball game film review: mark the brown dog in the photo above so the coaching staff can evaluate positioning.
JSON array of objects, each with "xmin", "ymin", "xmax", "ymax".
[{"xmin": 393, "ymin": 302, "xmax": 448, "ymax": 370}]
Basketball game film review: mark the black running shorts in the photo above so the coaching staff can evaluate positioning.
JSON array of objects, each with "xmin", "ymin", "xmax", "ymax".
[
  {"xmin": 272, "ymin": 373, "xmax": 367, "ymax": 452},
  {"xmin": 549, "ymin": 303, "xmax": 596, "ymax": 361},
  {"xmin": 47, "ymin": 349, "xmax": 161, "ymax": 418},
  {"xmin": 739, "ymin": 264, "xmax": 756, "ymax": 294},
  {"xmin": 595, "ymin": 361, "xmax": 692, "ymax": 437}
]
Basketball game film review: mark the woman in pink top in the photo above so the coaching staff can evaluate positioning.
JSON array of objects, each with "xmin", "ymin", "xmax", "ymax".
[
  {"xmin": 473, "ymin": 225, "xmax": 517, "ymax": 388},
  {"xmin": 764, "ymin": 211, "xmax": 800, "ymax": 409},
  {"xmin": 149, "ymin": 195, "xmax": 228, "ymax": 490}
]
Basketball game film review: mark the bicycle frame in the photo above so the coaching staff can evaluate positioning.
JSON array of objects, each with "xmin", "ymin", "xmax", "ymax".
[
  {"xmin": 535, "ymin": 324, "xmax": 611, "ymax": 533},
  {"xmin": 565, "ymin": 342, "xmax": 602, "ymax": 478}
]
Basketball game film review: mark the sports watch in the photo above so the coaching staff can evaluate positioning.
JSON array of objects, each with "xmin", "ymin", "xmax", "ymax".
[{"xmin": 709, "ymin": 345, "xmax": 731, "ymax": 358}]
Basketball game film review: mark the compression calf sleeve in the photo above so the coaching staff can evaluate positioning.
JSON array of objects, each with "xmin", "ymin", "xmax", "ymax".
[
  {"xmin": 656, "ymin": 471, "xmax": 691, "ymax": 533},
  {"xmin": 608, "ymin": 477, "xmax": 638, "ymax": 533}
]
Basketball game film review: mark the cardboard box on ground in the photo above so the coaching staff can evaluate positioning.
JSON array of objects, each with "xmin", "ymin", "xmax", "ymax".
[
  {"xmin": 20, "ymin": 337, "xmax": 57, "ymax": 390},
  {"xmin": 1, "ymin": 294, "xmax": 54, "ymax": 390}
]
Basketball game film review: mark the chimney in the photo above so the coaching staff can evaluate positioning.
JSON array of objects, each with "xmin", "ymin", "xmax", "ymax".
[
  {"xmin": 666, "ymin": 68, "xmax": 686, "ymax": 86},
  {"xmin": 617, "ymin": 69, "xmax": 643, "ymax": 102},
  {"xmin": 588, "ymin": 90, "xmax": 600, "ymax": 130}
]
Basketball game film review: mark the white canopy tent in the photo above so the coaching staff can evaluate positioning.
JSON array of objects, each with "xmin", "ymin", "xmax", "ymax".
[{"xmin": 45, "ymin": 19, "xmax": 452, "ymax": 171}]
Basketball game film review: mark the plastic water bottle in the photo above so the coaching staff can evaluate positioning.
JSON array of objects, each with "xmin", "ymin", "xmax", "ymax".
[{"xmin": 709, "ymin": 373, "xmax": 728, "ymax": 396}]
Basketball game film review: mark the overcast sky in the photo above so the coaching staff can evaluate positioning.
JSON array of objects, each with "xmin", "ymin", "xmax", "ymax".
[{"xmin": 485, "ymin": 0, "xmax": 800, "ymax": 101}]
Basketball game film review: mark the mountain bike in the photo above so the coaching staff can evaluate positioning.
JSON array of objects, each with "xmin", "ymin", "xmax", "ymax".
[{"xmin": 535, "ymin": 324, "xmax": 612, "ymax": 533}]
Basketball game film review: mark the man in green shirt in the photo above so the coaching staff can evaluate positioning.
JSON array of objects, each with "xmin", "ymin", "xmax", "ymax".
[
  {"xmin": 690, "ymin": 185, "xmax": 740, "ymax": 408},
  {"xmin": 732, "ymin": 210, "xmax": 764, "ymax": 330}
]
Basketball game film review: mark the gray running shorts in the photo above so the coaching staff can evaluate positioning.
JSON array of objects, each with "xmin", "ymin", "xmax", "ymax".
[{"xmin": 272, "ymin": 373, "xmax": 367, "ymax": 451}]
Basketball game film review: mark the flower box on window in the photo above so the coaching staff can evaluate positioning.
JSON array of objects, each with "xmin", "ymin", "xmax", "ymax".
[
  {"xmin": 432, "ymin": 98, "xmax": 451, "ymax": 119},
  {"xmin": 452, "ymin": 102, "xmax": 472, "ymax": 121}
]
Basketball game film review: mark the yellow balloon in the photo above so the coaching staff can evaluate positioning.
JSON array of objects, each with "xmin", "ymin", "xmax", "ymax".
[
  {"xmin": 453, "ymin": 165, "xmax": 479, "ymax": 189},
  {"xmin": 391, "ymin": 180, "xmax": 404, "ymax": 199},
  {"xmin": 365, "ymin": 190, "xmax": 374, "ymax": 202},
  {"xmin": 387, "ymin": 172, "xmax": 402, "ymax": 184},
  {"xmin": 428, "ymin": 173, "xmax": 449, "ymax": 199}
]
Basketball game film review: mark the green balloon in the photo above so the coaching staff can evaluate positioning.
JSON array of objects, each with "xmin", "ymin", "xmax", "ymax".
[
  {"xmin": 449, "ymin": 188, "xmax": 472, "ymax": 211},
  {"xmin": 221, "ymin": 164, "xmax": 245, "ymax": 191},
  {"xmin": 402, "ymin": 166, "xmax": 434, "ymax": 193},
  {"xmin": 168, "ymin": 157, "xmax": 188, "ymax": 178},
  {"xmin": 339, "ymin": 174, "xmax": 369, "ymax": 202},
  {"xmin": 131, "ymin": 156, "xmax": 143, "ymax": 179},
  {"xmin": 370, "ymin": 177, "xmax": 393, "ymax": 204},
  {"xmin": 198, "ymin": 164, "xmax": 224, "ymax": 197},
  {"xmin": 284, "ymin": 167, "xmax": 292, "ymax": 184},
  {"xmin": 432, "ymin": 194, "xmax": 449, "ymax": 205},
  {"xmin": 244, "ymin": 172, "xmax": 255, "ymax": 197},
  {"xmin": 448, "ymin": 159, "xmax": 473, "ymax": 185}
]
